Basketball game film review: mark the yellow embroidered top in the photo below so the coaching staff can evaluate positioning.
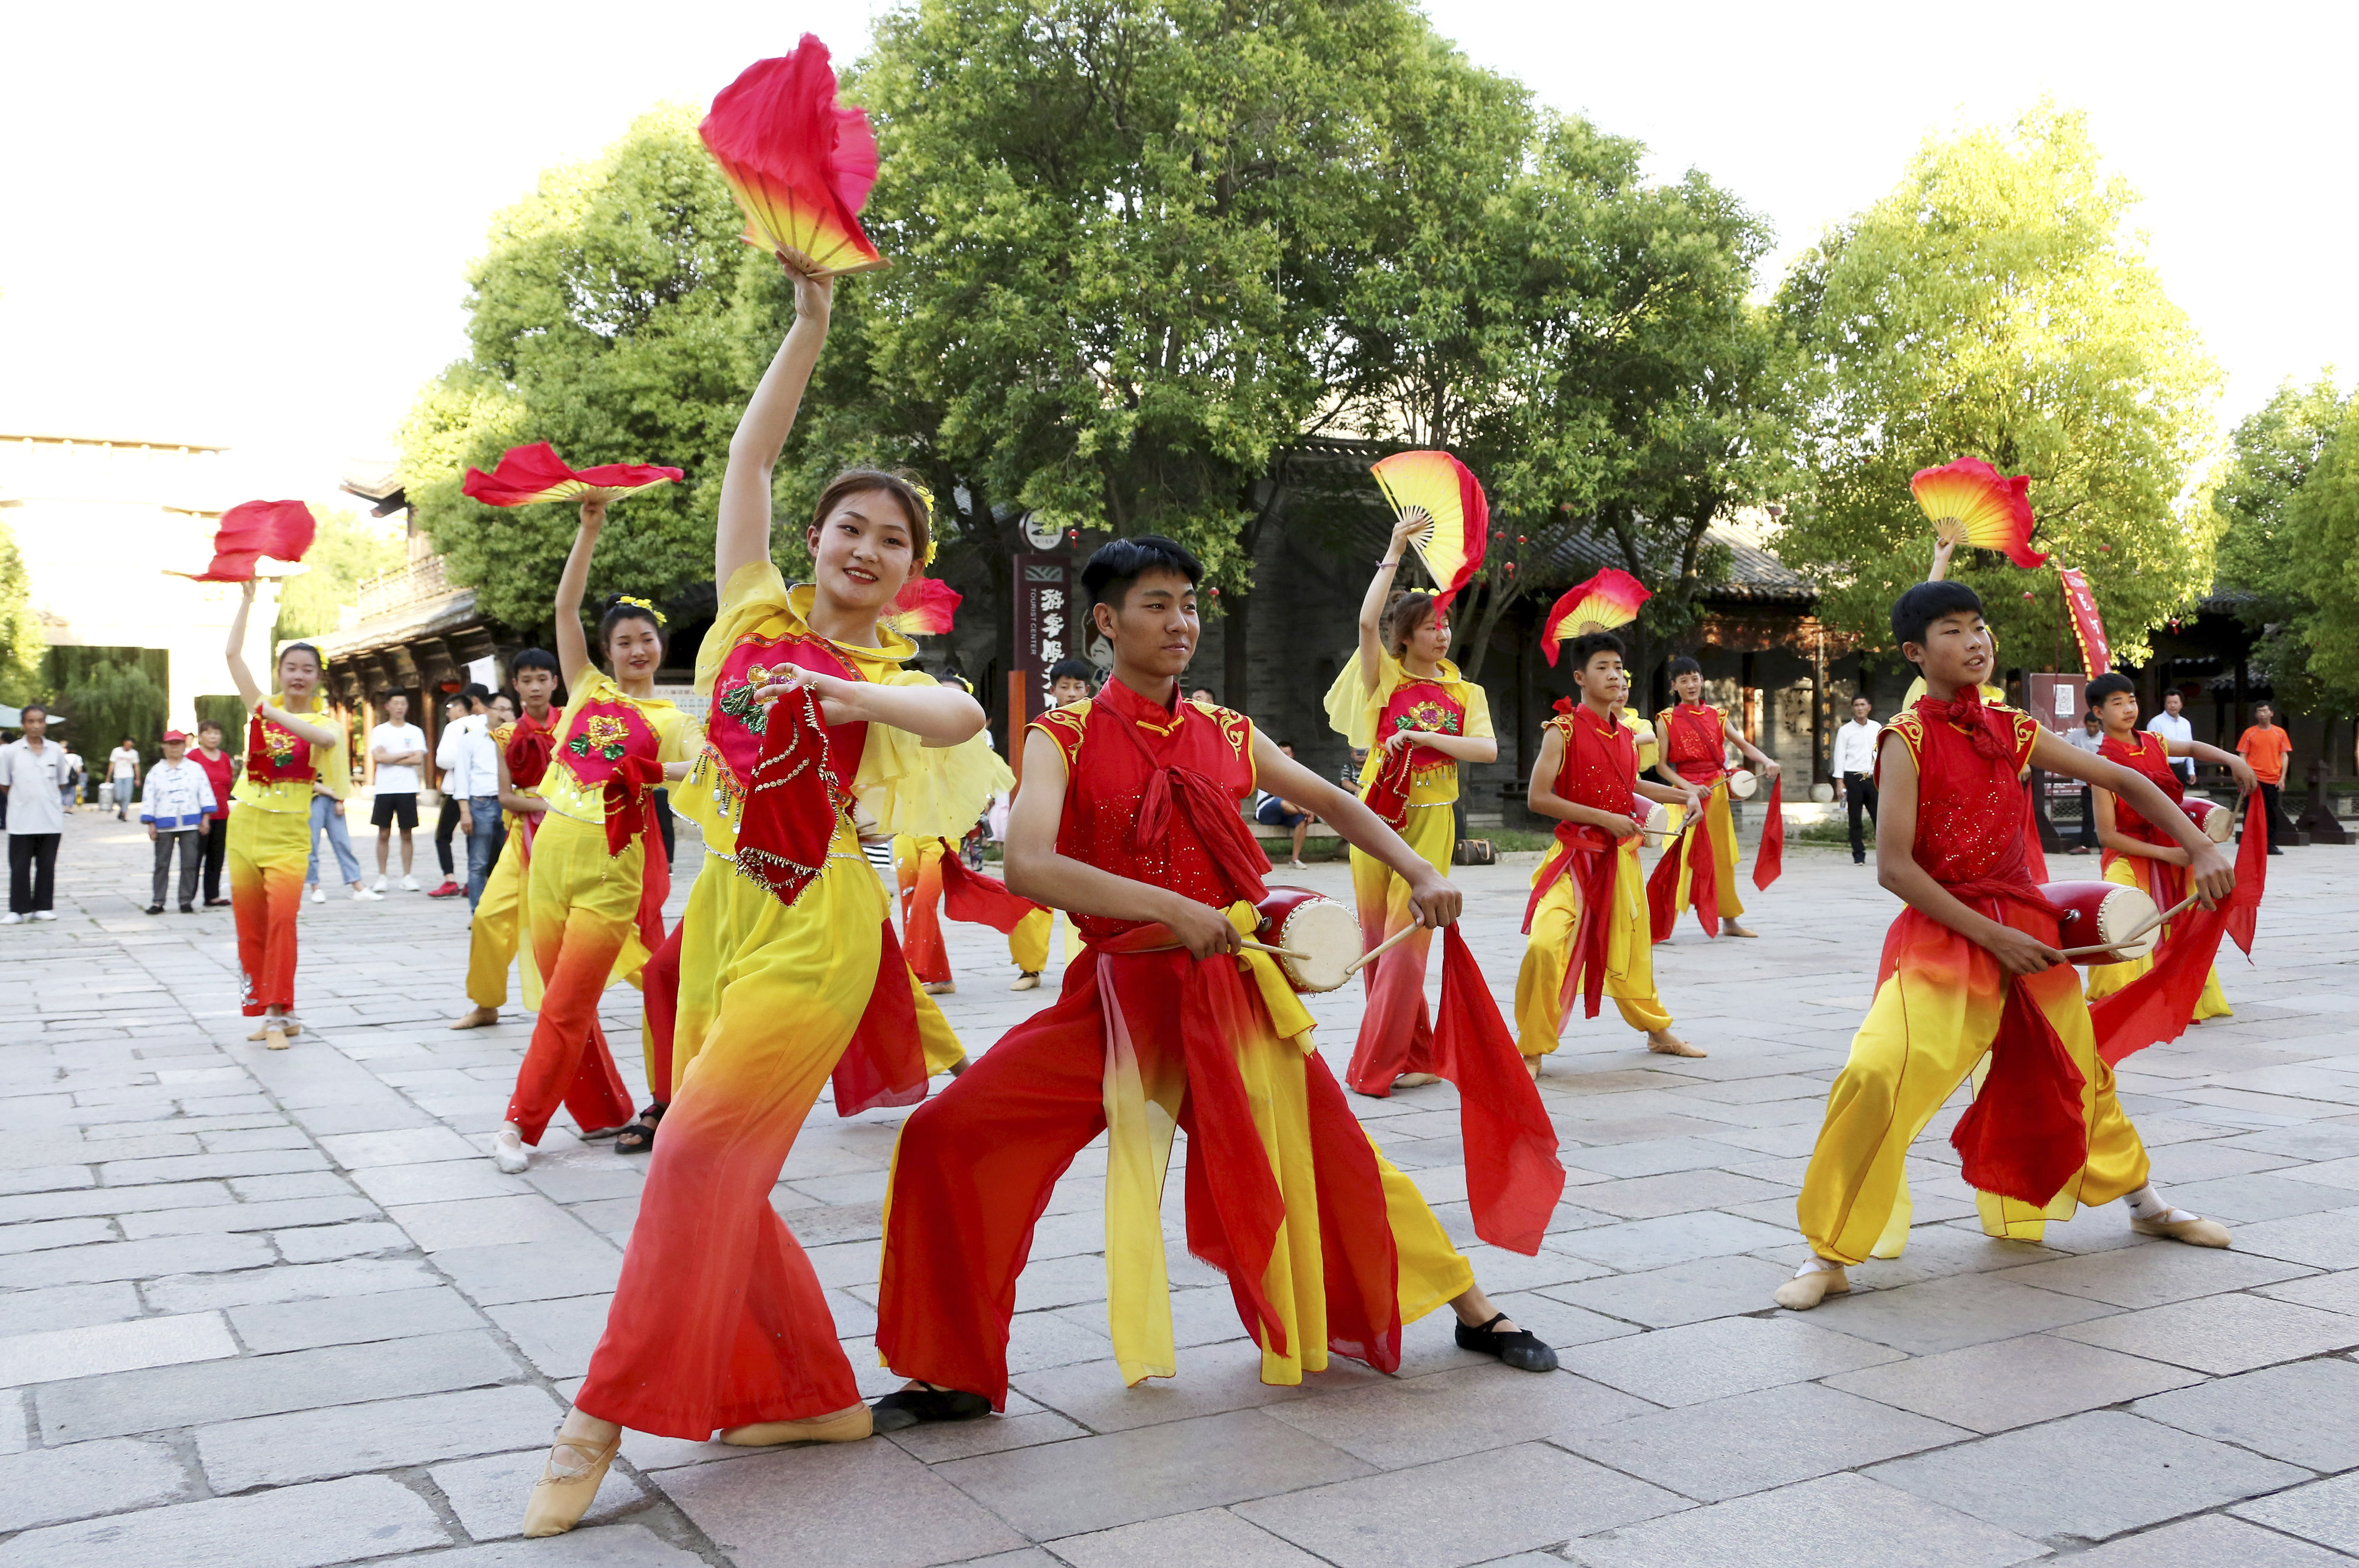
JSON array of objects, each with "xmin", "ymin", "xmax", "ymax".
[
  {"xmin": 537, "ymin": 672, "xmax": 699, "ymax": 828},
  {"xmin": 1322, "ymin": 650, "xmax": 1494, "ymax": 808},
  {"xmin": 678, "ymin": 562, "xmax": 1006, "ymax": 859},
  {"xmin": 231, "ymin": 693, "xmax": 350, "ymax": 814}
]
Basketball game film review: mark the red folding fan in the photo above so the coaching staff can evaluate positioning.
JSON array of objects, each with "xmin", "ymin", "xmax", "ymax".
[
  {"xmin": 701, "ymin": 35, "xmax": 888, "ymax": 279},
  {"xmin": 167, "ymin": 499, "xmax": 318, "ymax": 582},
  {"xmin": 1540, "ymin": 568, "xmax": 1649, "ymax": 666},
  {"xmin": 1370, "ymin": 450, "xmax": 1489, "ymax": 616},
  {"xmin": 887, "ymin": 577, "xmax": 960, "ymax": 638},
  {"xmin": 461, "ymin": 443, "xmax": 684, "ymax": 507},
  {"xmin": 1911, "ymin": 458, "xmax": 2046, "ymax": 569}
]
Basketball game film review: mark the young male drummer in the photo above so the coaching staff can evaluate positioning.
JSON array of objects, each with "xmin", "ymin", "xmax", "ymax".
[
  {"xmin": 871, "ymin": 535, "xmax": 1555, "ymax": 1429},
  {"xmin": 1653, "ymin": 656, "xmax": 1781, "ymax": 938},
  {"xmin": 1778, "ymin": 581, "xmax": 2236, "ymax": 1311},
  {"xmin": 1516, "ymin": 633, "xmax": 1706, "ymax": 1063}
]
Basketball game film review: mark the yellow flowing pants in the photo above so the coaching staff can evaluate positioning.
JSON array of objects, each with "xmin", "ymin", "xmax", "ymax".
[
  {"xmin": 1514, "ymin": 841, "xmax": 1673, "ymax": 1053},
  {"xmin": 2082, "ymin": 856, "xmax": 2230, "ymax": 1020},
  {"xmin": 1664, "ymin": 781, "xmax": 1746, "ymax": 922},
  {"xmin": 464, "ymin": 827, "xmax": 538, "ymax": 1011}
]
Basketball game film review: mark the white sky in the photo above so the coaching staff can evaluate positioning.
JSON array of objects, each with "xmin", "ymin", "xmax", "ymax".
[{"xmin": 1, "ymin": 1, "xmax": 2350, "ymax": 504}]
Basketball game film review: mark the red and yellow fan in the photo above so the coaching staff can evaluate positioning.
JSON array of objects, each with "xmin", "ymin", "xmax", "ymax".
[
  {"xmin": 887, "ymin": 577, "xmax": 960, "ymax": 638},
  {"xmin": 1910, "ymin": 457, "xmax": 2046, "ymax": 570},
  {"xmin": 1540, "ymin": 568, "xmax": 1649, "ymax": 666},
  {"xmin": 1370, "ymin": 450, "xmax": 1488, "ymax": 615},
  {"xmin": 701, "ymin": 35, "xmax": 887, "ymax": 279},
  {"xmin": 167, "ymin": 499, "xmax": 317, "ymax": 582},
  {"xmin": 462, "ymin": 443, "xmax": 684, "ymax": 507}
]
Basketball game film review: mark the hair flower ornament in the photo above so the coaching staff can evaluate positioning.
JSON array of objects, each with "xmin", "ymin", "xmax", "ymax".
[{"xmin": 614, "ymin": 595, "xmax": 668, "ymax": 626}]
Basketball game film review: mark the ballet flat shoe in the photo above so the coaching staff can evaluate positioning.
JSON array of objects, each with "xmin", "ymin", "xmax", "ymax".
[
  {"xmin": 1648, "ymin": 1035, "xmax": 1707, "ymax": 1058},
  {"xmin": 247, "ymin": 1020, "xmax": 303, "ymax": 1041},
  {"xmin": 2134, "ymin": 1214, "xmax": 2231, "ymax": 1248},
  {"xmin": 264, "ymin": 1027, "xmax": 291, "ymax": 1051},
  {"xmin": 492, "ymin": 1130, "xmax": 531, "ymax": 1175},
  {"xmin": 719, "ymin": 1406, "xmax": 873, "ymax": 1446},
  {"xmin": 521, "ymin": 1427, "xmax": 622, "ymax": 1537},
  {"xmin": 1524, "ymin": 1056, "xmax": 1542, "ymax": 1080},
  {"xmin": 1010, "ymin": 972, "xmax": 1041, "ymax": 991},
  {"xmin": 1775, "ymin": 1267, "xmax": 1850, "ymax": 1311},
  {"xmin": 1394, "ymin": 1072, "xmax": 1443, "ymax": 1088}
]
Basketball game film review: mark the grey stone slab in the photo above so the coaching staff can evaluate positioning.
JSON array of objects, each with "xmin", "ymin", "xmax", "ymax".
[
  {"xmin": 275, "ymin": 1218, "xmax": 413, "ymax": 1261},
  {"xmin": 1824, "ymin": 1333, "xmax": 2201, "ymax": 1433},
  {"xmin": 117, "ymin": 1193, "xmax": 377, "ymax": 1237},
  {"xmin": 1847, "ymin": 1225, "xmax": 2064, "ymax": 1288},
  {"xmin": 2258, "ymin": 1266, "xmax": 2359, "ymax": 1316},
  {"xmin": 2166, "ymin": 1172, "xmax": 2359, "ymax": 1223},
  {"xmin": 1565, "ymin": 1382, "xmax": 1972, "ymax": 1504},
  {"xmin": 663, "ymin": 1434, "xmax": 1027, "ymax": 1568},
  {"xmin": 937, "ymin": 1406, "xmax": 1372, "ymax": 1539},
  {"xmin": 351, "ymin": 1156, "xmax": 522, "ymax": 1205},
  {"xmin": 2233, "ymin": 1209, "xmax": 2359, "ymax": 1270},
  {"xmin": 1545, "ymin": 1254, "xmax": 1808, "ymax": 1328},
  {"xmin": 1545, "ymin": 1211, "xmax": 1796, "ymax": 1272},
  {"xmin": 0, "ymin": 1217, "xmax": 114, "ymax": 1254},
  {"xmin": 2065, "ymin": 1514, "xmax": 2352, "ymax": 1567},
  {"xmin": 886, "ymin": 1408, "xmax": 1092, "ymax": 1463},
  {"xmin": 2229, "ymin": 1123, "xmax": 2359, "ymax": 1161},
  {"xmin": 0, "ymin": 1310, "xmax": 237, "ymax": 1385},
  {"xmin": 1867, "ymin": 1408, "xmax": 2305, "ymax": 1543},
  {"xmin": 0, "ymin": 1230, "xmax": 273, "ymax": 1287},
  {"xmin": 93, "ymin": 1148, "xmax": 328, "ymax": 1184},
  {"xmin": 388, "ymin": 1191, "xmax": 593, "ymax": 1251},
  {"xmin": 373, "ymin": 1523, "xmax": 701, "ymax": 1567},
  {"xmin": 0, "ymin": 1165, "xmax": 96, "ymax": 1196},
  {"xmin": 1553, "ymin": 1136, "xmax": 1754, "ymax": 1177},
  {"xmin": 431, "ymin": 1444, "xmax": 648, "ymax": 1541},
  {"xmin": 0, "ymin": 1472, "xmax": 449, "ymax": 1567},
  {"xmin": 2135, "ymin": 1357, "xmax": 2359, "ymax": 1471},
  {"xmin": 228, "ymin": 1283, "xmax": 483, "ymax": 1352},
  {"xmin": 1799, "ymin": 1270, "xmax": 2118, "ymax": 1355},
  {"xmin": 1451, "ymin": 1244, "xmax": 1612, "ymax": 1295},
  {"xmin": 0, "ymin": 1280, "xmax": 143, "ymax": 1334},
  {"xmin": 318, "ymin": 1124, "xmax": 481, "ymax": 1166},
  {"xmin": 1561, "ymin": 1316, "xmax": 1904, "ymax": 1407},
  {"xmin": 198, "ymin": 1383, "xmax": 561, "ymax": 1490},
  {"xmin": 1573, "ymin": 1169, "xmax": 1796, "ymax": 1221},
  {"xmin": 229, "ymin": 1170, "xmax": 357, "ymax": 1201},
  {"xmin": 2236, "ymin": 1474, "xmax": 2359, "ymax": 1554},
  {"xmin": 2053, "ymin": 1290, "xmax": 2359, "ymax": 1374},
  {"xmin": 38, "ymin": 1328, "xmax": 523, "ymax": 1442},
  {"xmin": 0, "ymin": 1436, "xmax": 192, "ymax": 1531},
  {"xmin": 1560, "ymin": 1471, "xmax": 2045, "ymax": 1568},
  {"xmin": 1262, "ymin": 1362, "xmax": 1655, "ymax": 1468},
  {"xmin": 435, "ymin": 1235, "xmax": 624, "ymax": 1305},
  {"xmin": 0, "ymin": 1179, "xmax": 232, "ymax": 1224},
  {"xmin": 1992, "ymin": 1240, "xmax": 2314, "ymax": 1307},
  {"xmin": 143, "ymin": 1254, "xmax": 439, "ymax": 1311},
  {"xmin": 1049, "ymin": 1507, "xmax": 1329, "ymax": 1567},
  {"xmin": 486, "ymin": 1293, "xmax": 614, "ymax": 1380},
  {"xmin": 1013, "ymin": 1341, "xmax": 1318, "ymax": 1434},
  {"xmin": 1236, "ymin": 1440, "xmax": 1687, "ymax": 1568}
]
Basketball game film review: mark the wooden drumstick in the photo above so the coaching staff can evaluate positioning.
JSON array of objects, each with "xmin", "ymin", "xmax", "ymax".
[
  {"xmin": 2055, "ymin": 893, "xmax": 2203, "ymax": 959},
  {"xmin": 1344, "ymin": 922, "xmax": 1424, "ymax": 977},
  {"xmin": 1238, "ymin": 939, "xmax": 1313, "ymax": 961}
]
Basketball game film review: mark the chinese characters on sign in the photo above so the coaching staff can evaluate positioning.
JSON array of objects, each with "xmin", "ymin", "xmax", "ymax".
[
  {"xmin": 1009, "ymin": 551, "xmax": 1073, "ymax": 764},
  {"xmin": 2058, "ymin": 567, "xmax": 2111, "ymax": 677}
]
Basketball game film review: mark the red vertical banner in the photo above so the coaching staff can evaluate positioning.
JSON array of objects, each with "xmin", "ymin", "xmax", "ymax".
[
  {"xmin": 1010, "ymin": 551, "xmax": 1073, "ymax": 762},
  {"xmin": 2058, "ymin": 567, "xmax": 2110, "ymax": 676}
]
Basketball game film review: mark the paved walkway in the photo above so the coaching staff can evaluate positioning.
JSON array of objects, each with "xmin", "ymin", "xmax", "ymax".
[{"xmin": 4, "ymin": 808, "xmax": 2358, "ymax": 1567}]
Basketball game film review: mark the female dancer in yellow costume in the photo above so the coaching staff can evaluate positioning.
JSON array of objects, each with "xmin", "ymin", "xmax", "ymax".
[
  {"xmin": 1323, "ymin": 511, "xmax": 1496, "ymax": 1094},
  {"xmin": 524, "ymin": 261, "xmax": 996, "ymax": 1536},
  {"xmin": 223, "ymin": 580, "xmax": 350, "ymax": 1050},
  {"xmin": 489, "ymin": 504, "xmax": 699, "ymax": 1176},
  {"xmin": 2082, "ymin": 670, "xmax": 2253, "ymax": 1020}
]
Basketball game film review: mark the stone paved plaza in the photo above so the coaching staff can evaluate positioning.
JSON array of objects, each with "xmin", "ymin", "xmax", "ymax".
[{"xmin": 4, "ymin": 808, "xmax": 2358, "ymax": 1567}]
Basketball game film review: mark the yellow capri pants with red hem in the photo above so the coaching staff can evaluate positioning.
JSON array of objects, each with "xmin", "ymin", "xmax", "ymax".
[
  {"xmin": 464, "ymin": 827, "xmax": 533, "ymax": 1011},
  {"xmin": 229, "ymin": 805, "xmax": 309, "ymax": 1016},
  {"xmin": 1514, "ymin": 841, "xmax": 1673, "ymax": 1052},
  {"xmin": 506, "ymin": 814, "xmax": 641, "ymax": 1145},
  {"xmin": 1796, "ymin": 946, "xmax": 2151, "ymax": 1265},
  {"xmin": 2083, "ymin": 854, "xmax": 2230, "ymax": 1021}
]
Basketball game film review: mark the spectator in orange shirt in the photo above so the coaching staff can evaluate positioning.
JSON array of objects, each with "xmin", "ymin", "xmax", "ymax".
[{"xmin": 2237, "ymin": 702, "xmax": 2294, "ymax": 856}]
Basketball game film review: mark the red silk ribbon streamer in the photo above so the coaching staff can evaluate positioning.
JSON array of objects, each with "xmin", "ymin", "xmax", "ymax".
[
  {"xmin": 1106, "ymin": 710, "xmax": 1270, "ymax": 906},
  {"xmin": 1434, "ymin": 927, "xmax": 1565, "ymax": 1254},
  {"xmin": 937, "ymin": 846, "xmax": 1041, "ymax": 933},
  {"xmin": 1931, "ymin": 877, "xmax": 2084, "ymax": 1204},
  {"xmin": 2092, "ymin": 792, "xmax": 2269, "ymax": 1066},
  {"xmin": 832, "ymin": 919, "xmax": 931, "ymax": 1116},
  {"xmin": 1526, "ymin": 829, "xmax": 1618, "ymax": 1021},
  {"xmin": 505, "ymin": 724, "xmax": 554, "ymax": 791},
  {"xmin": 1647, "ymin": 810, "xmax": 1721, "ymax": 941},
  {"xmin": 732, "ymin": 686, "xmax": 843, "ymax": 909},
  {"xmin": 1752, "ymin": 774, "xmax": 1784, "ymax": 890},
  {"xmin": 599, "ymin": 754, "xmax": 671, "ymax": 956},
  {"xmin": 1359, "ymin": 745, "xmax": 1415, "ymax": 831}
]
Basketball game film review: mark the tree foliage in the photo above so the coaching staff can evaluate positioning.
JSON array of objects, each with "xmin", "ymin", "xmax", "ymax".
[
  {"xmin": 1773, "ymin": 103, "xmax": 2222, "ymax": 667},
  {"xmin": 0, "ymin": 520, "xmax": 42, "ymax": 706},
  {"xmin": 400, "ymin": 106, "xmax": 788, "ymax": 635},
  {"xmin": 63, "ymin": 659, "xmax": 168, "ymax": 770},
  {"xmin": 2215, "ymin": 376, "xmax": 2359, "ymax": 713},
  {"xmin": 275, "ymin": 508, "xmax": 405, "ymax": 642}
]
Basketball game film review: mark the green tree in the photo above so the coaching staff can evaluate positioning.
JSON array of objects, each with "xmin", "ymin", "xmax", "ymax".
[
  {"xmin": 274, "ymin": 507, "xmax": 406, "ymax": 642},
  {"xmin": 400, "ymin": 105, "xmax": 780, "ymax": 634},
  {"xmin": 63, "ymin": 659, "xmax": 168, "ymax": 772},
  {"xmin": 2211, "ymin": 375, "xmax": 2354, "ymax": 714},
  {"xmin": 1773, "ymin": 103, "xmax": 2222, "ymax": 667},
  {"xmin": 0, "ymin": 519, "xmax": 44, "ymax": 706}
]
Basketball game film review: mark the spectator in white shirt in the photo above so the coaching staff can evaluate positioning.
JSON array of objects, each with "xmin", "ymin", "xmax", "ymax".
[
  {"xmin": 107, "ymin": 738, "xmax": 142, "ymax": 820},
  {"xmin": 435, "ymin": 683, "xmax": 502, "ymax": 908},
  {"xmin": 1, "ymin": 704, "xmax": 68, "ymax": 922},
  {"xmin": 1831, "ymin": 694, "xmax": 1881, "ymax": 864},
  {"xmin": 60, "ymin": 748, "xmax": 83, "ymax": 814},
  {"xmin": 428, "ymin": 690, "xmax": 477, "ymax": 898},
  {"xmin": 140, "ymin": 729, "xmax": 218, "ymax": 914},
  {"xmin": 2145, "ymin": 690, "xmax": 2196, "ymax": 783},
  {"xmin": 366, "ymin": 692, "xmax": 429, "ymax": 892}
]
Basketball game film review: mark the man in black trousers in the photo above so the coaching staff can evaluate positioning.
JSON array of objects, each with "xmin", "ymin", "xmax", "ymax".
[{"xmin": 1831, "ymin": 693, "xmax": 1881, "ymax": 864}]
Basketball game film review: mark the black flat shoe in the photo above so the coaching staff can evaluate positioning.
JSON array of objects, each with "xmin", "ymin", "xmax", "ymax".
[
  {"xmin": 1456, "ymin": 1313, "xmax": 1558, "ymax": 1373},
  {"xmin": 614, "ymin": 1103, "xmax": 665, "ymax": 1155},
  {"xmin": 144, "ymin": 905, "xmax": 163, "ymax": 916},
  {"xmin": 870, "ymin": 1386, "xmax": 992, "ymax": 1432}
]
